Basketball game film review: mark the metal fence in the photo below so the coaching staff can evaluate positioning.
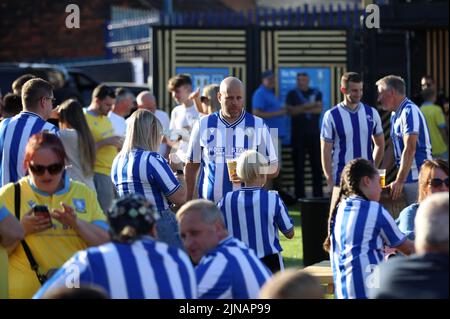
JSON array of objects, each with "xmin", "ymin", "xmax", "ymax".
[{"xmin": 106, "ymin": 4, "xmax": 367, "ymax": 45}]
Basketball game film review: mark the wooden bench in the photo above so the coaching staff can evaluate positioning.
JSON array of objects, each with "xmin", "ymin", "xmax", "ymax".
[{"xmin": 302, "ymin": 260, "xmax": 334, "ymax": 295}]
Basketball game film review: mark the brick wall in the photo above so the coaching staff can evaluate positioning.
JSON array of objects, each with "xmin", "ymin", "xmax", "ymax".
[{"xmin": 0, "ymin": 0, "xmax": 147, "ymax": 62}]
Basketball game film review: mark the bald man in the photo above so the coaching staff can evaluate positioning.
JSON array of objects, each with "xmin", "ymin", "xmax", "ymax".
[
  {"xmin": 134, "ymin": 91, "xmax": 170, "ymax": 157},
  {"xmin": 185, "ymin": 76, "xmax": 279, "ymax": 203}
]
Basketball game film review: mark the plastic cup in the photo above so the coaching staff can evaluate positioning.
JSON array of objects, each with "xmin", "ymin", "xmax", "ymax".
[
  {"xmin": 378, "ymin": 169, "xmax": 386, "ymax": 187},
  {"xmin": 226, "ymin": 159, "xmax": 237, "ymax": 182}
]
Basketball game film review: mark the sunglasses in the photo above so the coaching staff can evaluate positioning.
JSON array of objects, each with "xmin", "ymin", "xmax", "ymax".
[
  {"xmin": 29, "ymin": 162, "xmax": 64, "ymax": 176},
  {"xmin": 429, "ymin": 178, "xmax": 449, "ymax": 188}
]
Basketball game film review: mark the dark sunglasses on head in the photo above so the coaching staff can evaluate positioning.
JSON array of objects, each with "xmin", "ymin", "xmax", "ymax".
[
  {"xmin": 429, "ymin": 178, "xmax": 449, "ymax": 188},
  {"xmin": 29, "ymin": 163, "xmax": 64, "ymax": 176}
]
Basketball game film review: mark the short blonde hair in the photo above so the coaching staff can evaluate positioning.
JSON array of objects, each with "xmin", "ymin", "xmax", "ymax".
[
  {"xmin": 122, "ymin": 109, "xmax": 162, "ymax": 153},
  {"xmin": 236, "ymin": 150, "xmax": 268, "ymax": 183}
]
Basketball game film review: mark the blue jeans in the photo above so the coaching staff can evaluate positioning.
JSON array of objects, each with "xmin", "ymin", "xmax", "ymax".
[{"xmin": 156, "ymin": 209, "xmax": 184, "ymax": 250}]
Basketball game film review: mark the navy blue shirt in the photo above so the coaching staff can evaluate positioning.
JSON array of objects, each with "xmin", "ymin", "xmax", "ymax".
[
  {"xmin": 370, "ymin": 253, "xmax": 449, "ymax": 299},
  {"xmin": 252, "ymin": 85, "xmax": 286, "ymax": 138},
  {"xmin": 285, "ymin": 88, "xmax": 322, "ymax": 140}
]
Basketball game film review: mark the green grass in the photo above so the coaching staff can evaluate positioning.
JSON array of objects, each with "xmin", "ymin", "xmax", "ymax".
[
  {"xmin": 280, "ymin": 203, "xmax": 304, "ymax": 269},
  {"xmin": 280, "ymin": 203, "xmax": 334, "ymax": 298}
]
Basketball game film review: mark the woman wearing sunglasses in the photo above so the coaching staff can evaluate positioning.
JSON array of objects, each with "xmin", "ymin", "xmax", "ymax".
[
  {"xmin": 396, "ymin": 159, "xmax": 448, "ymax": 240},
  {"xmin": 0, "ymin": 132, "xmax": 109, "ymax": 298}
]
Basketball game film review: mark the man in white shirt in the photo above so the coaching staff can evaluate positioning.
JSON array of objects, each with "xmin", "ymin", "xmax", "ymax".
[
  {"xmin": 167, "ymin": 74, "xmax": 200, "ymax": 163},
  {"xmin": 108, "ymin": 88, "xmax": 134, "ymax": 137},
  {"xmin": 135, "ymin": 90, "xmax": 170, "ymax": 157}
]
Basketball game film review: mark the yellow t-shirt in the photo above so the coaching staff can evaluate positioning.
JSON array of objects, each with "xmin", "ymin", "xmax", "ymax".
[
  {"xmin": 0, "ymin": 176, "xmax": 107, "ymax": 299},
  {"xmin": 84, "ymin": 110, "xmax": 117, "ymax": 176},
  {"xmin": 421, "ymin": 103, "xmax": 448, "ymax": 156},
  {"xmin": 0, "ymin": 247, "xmax": 8, "ymax": 299}
]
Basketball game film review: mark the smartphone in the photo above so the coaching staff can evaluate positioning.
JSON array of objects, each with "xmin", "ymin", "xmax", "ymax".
[{"xmin": 33, "ymin": 205, "xmax": 52, "ymax": 224}]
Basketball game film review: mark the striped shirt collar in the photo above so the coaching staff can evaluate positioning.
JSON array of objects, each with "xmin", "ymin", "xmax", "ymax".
[
  {"xmin": 28, "ymin": 172, "xmax": 71, "ymax": 197},
  {"xmin": 338, "ymin": 101, "xmax": 362, "ymax": 113},
  {"xmin": 218, "ymin": 109, "xmax": 246, "ymax": 128},
  {"xmin": 393, "ymin": 97, "xmax": 410, "ymax": 115},
  {"xmin": 218, "ymin": 236, "xmax": 234, "ymax": 246},
  {"xmin": 240, "ymin": 186, "xmax": 263, "ymax": 191},
  {"xmin": 347, "ymin": 194, "xmax": 366, "ymax": 201},
  {"xmin": 20, "ymin": 111, "xmax": 45, "ymax": 121}
]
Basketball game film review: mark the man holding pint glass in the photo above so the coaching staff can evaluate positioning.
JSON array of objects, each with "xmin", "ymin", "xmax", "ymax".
[{"xmin": 185, "ymin": 77, "xmax": 279, "ymax": 203}]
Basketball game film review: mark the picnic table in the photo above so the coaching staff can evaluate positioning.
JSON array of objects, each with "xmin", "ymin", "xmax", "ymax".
[{"xmin": 303, "ymin": 260, "xmax": 334, "ymax": 295}]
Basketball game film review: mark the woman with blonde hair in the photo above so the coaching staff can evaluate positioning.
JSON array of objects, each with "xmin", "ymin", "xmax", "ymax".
[
  {"xmin": 396, "ymin": 158, "xmax": 448, "ymax": 240},
  {"xmin": 111, "ymin": 109, "xmax": 186, "ymax": 248},
  {"xmin": 189, "ymin": 84, "xmax": 221, "ymax": 116},
  {"xmin": 57, "ymin": 99, "xmax": 96, "ymax": 190},
  {"xmin": 218, "ymin": 150, "xmax": 294, "ymax": 273}
]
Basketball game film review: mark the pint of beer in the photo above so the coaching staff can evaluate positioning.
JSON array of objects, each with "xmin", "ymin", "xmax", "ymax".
[{"xmin": 378, "ymin": 169, "xmax": 386, "ymax": 187}]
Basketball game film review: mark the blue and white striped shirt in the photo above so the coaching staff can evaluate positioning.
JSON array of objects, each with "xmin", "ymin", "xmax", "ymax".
[
  {"xmin": 218, "ymin": 187, "xmax": 294, "ymax": 258},
  {"xmin": 33, "ymin": 238, "xmax": 197, "ymax": 299},
  {"xmin": 0, "ymin": 112, "xmax": 59, "ymax": 186},
  {"xmin": 390, "ymin": 98, "xmax": 432, "ymax": 182},
  {"xmin": 196, "ymin": 236, "xmax": 272, "ymax": 299},
  {"xmin": 111, "ymin": 149, "xmax": 180, "ymax": 211},
  {"xmin": 330, "ymin": 196, "xmax": 407, "ymax": 299},
  {"xmin": 321, "ymin": 103, "xmax": 383, "ymax": 186},
  {"xmin": 187, "ymin": 111, "xmax": 278, "ymax": 203}
]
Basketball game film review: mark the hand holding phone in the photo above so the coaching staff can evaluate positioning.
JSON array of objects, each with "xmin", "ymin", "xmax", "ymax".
[
  {"xmin": 20, "ymin": 206, "xmax": 53, "ymax": 235},
  {"xmin": 33, "ymin": 205, "xmax": 52, "ymax": 225}
]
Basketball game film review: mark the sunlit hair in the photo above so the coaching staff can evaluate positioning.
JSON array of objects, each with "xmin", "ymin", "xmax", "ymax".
[
  {"xmin": 21, "ymin": 78, "xmax": 53, "ymax": 110},
  {"xmin": 376, "ymin": 75, "xmax": 406, "ymax": 96},
  {"xmin": 202, "ymin": 84, "xmax": 220, "ymax": 112},
  {"xmin": 236, "ymin": 150, "xmax": 268, "ymax": 183},
  {"xmin": 121, "ymin": 109, "xmax": 162, "ymax": 153},
  {"xmin": 58, "ymin": 99, "xmax": 96, "ymax": 176},
  {"xmin": 323, "ymin": 158, "xmax": 378, "ymax": 252},
  {"xmin": 23, "ymin": 132, "xmax": 67, "ymax": 170},
  {"xmin": 167, "ymin": 74, "xmax": 192, "ymax": 91},
  {"xmin": 418, "ymin": 159, "xmax": 449, "ymax": 203},
  {"xmin": 415, "ymin": 192, "xmax": 449, "ymax": 254},
  {"xmin": 176, "ymin": 199, "xmax": 225, "ymax": 226}
]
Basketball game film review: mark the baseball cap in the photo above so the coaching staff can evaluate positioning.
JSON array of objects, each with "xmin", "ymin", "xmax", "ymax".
[{"xmin": 261, "ymin": 70, "xmax": 274, "ymax": 79}]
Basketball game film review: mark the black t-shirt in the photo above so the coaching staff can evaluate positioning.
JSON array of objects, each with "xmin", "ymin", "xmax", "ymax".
[{"xmin": 285, "ymin": 88, "xmax": 322, "ymax": 139}]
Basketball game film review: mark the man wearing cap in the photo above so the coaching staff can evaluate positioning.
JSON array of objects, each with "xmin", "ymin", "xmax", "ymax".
[
  {"xmin": 286, "ymin": 72, "xmax": 324, "ymax": 199},
  {"xmin": 251, "ymin": 70, "xmax": 286, "ymax": 189},
  {"xmin": 33, "ymin": 194, "xmax": 197, "ymax": 299}
]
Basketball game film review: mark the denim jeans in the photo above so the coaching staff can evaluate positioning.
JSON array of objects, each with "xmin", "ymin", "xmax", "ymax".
[
  {"xmin": 94, "ymin": 173, "xmax": 115, "ymax": 213},
  {"xmin": 156, "ymin": 208, "xmax": 184, "ymax": 250}
]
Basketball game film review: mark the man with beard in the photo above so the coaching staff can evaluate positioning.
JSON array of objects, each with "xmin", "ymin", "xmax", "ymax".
[
  {"xmin": 185, "ymin": 77, "xmax": 279, "ymax": 203},
  {"xmin": 321, "ymin": 72, "xmax": 385, "ymax": 212}
]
